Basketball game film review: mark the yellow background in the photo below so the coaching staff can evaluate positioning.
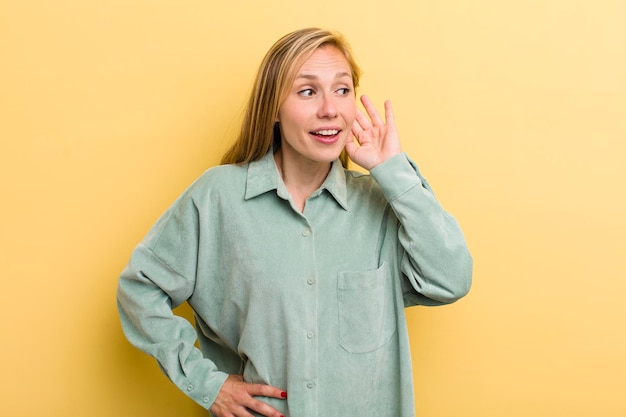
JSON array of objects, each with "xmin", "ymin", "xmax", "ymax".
[{"xmin": 1, "ymin": 1, "xmax": 625, "ymax": 416}]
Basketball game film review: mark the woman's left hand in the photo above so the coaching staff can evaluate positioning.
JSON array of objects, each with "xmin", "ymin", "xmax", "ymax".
[{"xmin": 346, "ymin": 95, "xmax": 402, "ymax": 170}]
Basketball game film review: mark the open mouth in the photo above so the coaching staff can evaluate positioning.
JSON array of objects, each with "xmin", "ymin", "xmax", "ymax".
[
  {"xmin": 311, "ymin": 129, "xmax": 340, "ymax": 137},
  {"xmin": 310, "ymin": 129, "xmax": 341, "ymax": 143}
]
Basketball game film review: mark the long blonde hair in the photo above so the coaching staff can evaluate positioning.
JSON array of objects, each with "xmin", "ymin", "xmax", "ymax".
[{"xmin": 220, "ymin": 28, "xmax": 361, "ymax": 167}]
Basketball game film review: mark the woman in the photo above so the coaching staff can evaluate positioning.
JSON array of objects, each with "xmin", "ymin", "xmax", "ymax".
[{"xmin": 117, "ymin": 27, "xmax": 472, "ymax": 417}]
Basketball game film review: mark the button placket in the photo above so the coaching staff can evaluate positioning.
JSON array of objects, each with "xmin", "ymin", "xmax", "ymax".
[{"xmin": 297, "ymin": 218, "xmax": 318, "ymax": 416}]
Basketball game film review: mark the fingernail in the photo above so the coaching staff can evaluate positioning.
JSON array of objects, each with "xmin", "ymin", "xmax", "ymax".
[{"xmin": 281, "ymin": 391, "xmax": 288, "ymax": 398}]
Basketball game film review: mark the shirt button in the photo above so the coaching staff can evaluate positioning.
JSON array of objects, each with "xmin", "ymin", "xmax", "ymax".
[
  {"xmin": 307, "ymin": 278, "xmax": 314, "ymax": 285},
  {"xmin": 202, "ymin": 397, "xmax": 210, "ymax": 403},
  {"xmin": 186, "ymin": 384, "xmax": 194, "ymax": 391},
  {"xmin": 307, "ymin": 382, "xmax": 314, "ymax": 389},
  {"xmin": 302, "ymin": 229, "xmax": 311, "ymax": 237},
  {"xmin": 307, "ymin": 331, "xmax": 314, "ymax": 339}
]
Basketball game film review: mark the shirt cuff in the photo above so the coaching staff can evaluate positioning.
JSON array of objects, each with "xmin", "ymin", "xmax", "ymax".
[
  {"xmin": 183, "ymin": 370, "xmax": 229, "ymax": 410},
  {"xmin": 369, "ymin": 153, "xmax": 424, "ymax": 202}
]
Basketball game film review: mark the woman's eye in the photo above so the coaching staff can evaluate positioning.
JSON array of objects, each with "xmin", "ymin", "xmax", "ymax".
[
  {"xmin": 337, "ymin": 87, "xmax": 351, "ymax": 95},
  {"xmin": 298, "ymin": 89, "xmax": 315, "ymax": 97}
]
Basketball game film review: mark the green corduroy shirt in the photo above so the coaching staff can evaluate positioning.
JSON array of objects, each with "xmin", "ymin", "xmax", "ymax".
[{"xmin": 117, "ymin": 151, "xmax": 472, "ymax": 416}]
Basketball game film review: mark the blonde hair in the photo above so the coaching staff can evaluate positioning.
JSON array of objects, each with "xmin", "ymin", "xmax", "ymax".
[{"xmin": 220, "ymin": 27, "xmax": 361, "ymax": 167}]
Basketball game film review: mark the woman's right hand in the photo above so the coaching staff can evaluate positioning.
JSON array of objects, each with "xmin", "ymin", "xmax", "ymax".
[{"xmin": 209, "ymin": 375, "xmax": 287, "ymax": 417}]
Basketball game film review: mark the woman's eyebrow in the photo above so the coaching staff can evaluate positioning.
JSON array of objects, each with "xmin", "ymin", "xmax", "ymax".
[{"xmin": 296, "ymin": 71, "xmax": 352, "ymax": 80}]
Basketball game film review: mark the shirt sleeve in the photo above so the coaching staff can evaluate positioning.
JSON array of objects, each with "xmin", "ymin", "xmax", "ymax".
[
  {"xmin": 369, "ymin": 153, "xmax": 473, "ymax": 307},
  {"xmin": 116, "ymin": 190, "xmax": 229, "ymax": 410}
]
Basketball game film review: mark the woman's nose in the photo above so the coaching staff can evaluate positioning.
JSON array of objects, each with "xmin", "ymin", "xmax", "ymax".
[{"xmin": 317, "ymin": 94, "xmax": 337, "ymax": 118}]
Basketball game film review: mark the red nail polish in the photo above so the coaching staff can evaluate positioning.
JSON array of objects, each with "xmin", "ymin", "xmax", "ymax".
[{"xmin": 281, "ymin": 391, "xmax": 288, "ymax": 398}]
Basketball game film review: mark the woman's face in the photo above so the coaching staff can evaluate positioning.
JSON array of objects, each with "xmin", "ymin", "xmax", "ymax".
[{"xmin": 277, "ymin": 45, "xmax": 356, "ymax": 167}]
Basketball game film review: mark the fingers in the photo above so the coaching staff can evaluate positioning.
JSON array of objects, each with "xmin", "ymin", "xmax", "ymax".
[
  {"xmin": 347, "ymin": 95, "xmax": 402, "ymax": 170},
  {"xmin": 360, "ymin": 95, "xmax": 384, "ymax": 126},
  {"xmin": 351, "ymin": 110, "xmax": 367, "ymax": 136},
  {"xmin": 383, "ymin": 99, "xmax": 395, "ymax": 127},
  {"xmin": 353, "ymin": 96, "xmax": 395, "ymax": 134},
  {"xmin": 246, "ymin": 396, "xmax": 285, "ymax": 417},
  {"xmin": 344, "ymin": 134, "xmax": 358, "ymax": 159},
  {"xmin": 240, "ymin": 383, "xmax": 287, "ymax": 417},
  {"xmin": 210, "ymin": 375, "xmax": 287, "ymax": 417},
  {"xmin": 246, "ymin": 382, "xmax": 288, "ymax": 400}
]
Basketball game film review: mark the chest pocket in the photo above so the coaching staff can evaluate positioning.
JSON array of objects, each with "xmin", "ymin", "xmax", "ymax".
[{"xmin": 337, "ymin": 262, "xmax": 397, "ymax": 353}]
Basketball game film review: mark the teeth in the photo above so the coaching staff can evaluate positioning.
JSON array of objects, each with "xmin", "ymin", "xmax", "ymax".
[{"xmin": 314, "ymin": 129, "xmax": 339, "ymax": 136}]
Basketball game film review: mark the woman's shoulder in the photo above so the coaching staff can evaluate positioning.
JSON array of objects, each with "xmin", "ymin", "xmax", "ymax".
[{"xmin": 185, "ymin": 162, "xmax": 248, "ymax": 198}]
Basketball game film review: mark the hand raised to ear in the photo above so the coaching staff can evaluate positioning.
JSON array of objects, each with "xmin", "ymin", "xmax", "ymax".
[{"xmin": 346, "ymin": 95, "xmax": 402, "ymax": 171}]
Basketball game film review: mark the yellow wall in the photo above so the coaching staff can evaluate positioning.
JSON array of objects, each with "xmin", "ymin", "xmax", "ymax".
[{"xmin": 1, "ymin": 1, "xmax": 625, "ymax": 416}]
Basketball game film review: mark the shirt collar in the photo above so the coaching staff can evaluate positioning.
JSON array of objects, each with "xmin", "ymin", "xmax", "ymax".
[{"xmin": 245, "ymin": 150, "xmax": 348, "ymax": 211}]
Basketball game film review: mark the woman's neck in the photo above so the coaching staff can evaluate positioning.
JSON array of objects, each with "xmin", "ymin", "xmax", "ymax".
[{"xmin": 274, "ymin": 148, "xmax": 332, "ymax": 212}]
